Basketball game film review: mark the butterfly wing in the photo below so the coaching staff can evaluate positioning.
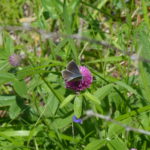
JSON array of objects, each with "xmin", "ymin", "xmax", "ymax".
[
  {"xmin": 66, "ymin": 60, "xmax": 81, "ymax": 75},
  {"xmin": 62, "ymin": 70, "xmax": 82, "ymax": 82}
]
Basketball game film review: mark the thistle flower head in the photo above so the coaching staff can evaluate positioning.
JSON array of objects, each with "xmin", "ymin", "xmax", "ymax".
[
  {"xmin": 66, "ymin": 66, "xmax": 93, "ymax": 91},
  {"xmin": 9, "ymin": 54, "xmax": 21, "ymax": 67}
]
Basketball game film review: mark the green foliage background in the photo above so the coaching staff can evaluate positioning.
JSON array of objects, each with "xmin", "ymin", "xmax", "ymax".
[{"xmin": 0, "ymin": 0, "xmax": 150, "ymax": 149}]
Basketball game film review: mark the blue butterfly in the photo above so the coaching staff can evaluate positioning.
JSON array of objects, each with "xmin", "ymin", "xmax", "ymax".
[{"xmin": 62, "ymin": 60, "xmax": 82, "ymax": 82}]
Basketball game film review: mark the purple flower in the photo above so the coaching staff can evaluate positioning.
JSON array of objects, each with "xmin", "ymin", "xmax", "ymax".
[
  {"xmin": 66, "ymin": 66, "xmax": 93, "ymax": 91},
  {"xmin": 72, "ymin": 116, "xmax": 83, "ymax": 124},
  {"xmin": 130, "ymin": 149, "xmax": 137, "ymax": 150},
  {"xmin": 9, "ymin": 54, "xmax": 21, "ymax": 67}
]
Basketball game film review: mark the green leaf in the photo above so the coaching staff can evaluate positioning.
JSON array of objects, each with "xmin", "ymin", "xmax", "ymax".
[
  {"xmin": 0, "ymin": 96, "xmax": 16, "ymax": 106},
  {"xmin": 0, "ymin": 48, "xmax": 9, "ymax": 60},
  {"xmin": 114, "ymin": 81, "xmax": 141, "ymax": 98},
  {"xmin": 142, "ymin": 0, "xmax": 149, "ymax": 27},
  {"xmin": 74, "ymin": 96, "xmax": 82, "ymax": 118},
  {"xmin": 139, "ymin": 64, "xmax": 150, "ymax": 101},
  {"xmin": 136, "ymin": 27, "xmax": 150, "ymax": 101},
  {"xmin": 68, "ymin": 0, "xmax": 80, "ymax": 13},
  {"xmin": 60, "ymin": 94, "xmax": 75, "ymax": 108},
  {"xmin": 116, "ymin": 105, "xmax": 150, "ymax": 121},
  {"xmin": 94, "ymin": 84, "xmax": 113, "ymax": 100},
  {"xmin": 51, "ymin": 114, "xmax": 73, "ymax": 129},
  {"xmin": 4, "ymin": 36, "xmax": 14, "ymax": 56},
  {"xmin": 87, "ymin": 56, "xmax": 125, "ymax": 64},
  {"xmin": 17, "ymin": 66, "xmax": 46, "ymax": 80},
  {"xmin": 0, "ymin": 96, "xmax": 21, "ymax": 119},
  {"xmin": 0, "ymin": 72, "xmax": 16, "ymax": 85},
  {"xmin": 108, "ymin": 123, "xmax": 125, "ymax": 138},
  {"xmin": 13, "ymin": 80, "xmax": 27, "ymax": 98},
  {"xmin": 107, "ymin": 137, "xmax": 128, "ymax": 150},
  {"xmin": 9, "ymin": 102, "xmax": 21, "ymax": 119},
  {"xmin": 84, "ymin": 139, "xmax": 106, "ymax": 150},
  {"xmin": 139, "ymin": 62, "xmax": 150, "ymax": 101},
  {"xmin": 0, "ymin": 61, "xmax": 10, "ymax": 71},
  {"xmin": 41, "ymin": 0, "xmax": 63, "ymax": 19},
  {"xmin": 49, "ymin": 131, "xmax": 80, "ymax": 142},
  {"xmin": 0, "ymin": 130, "xmax": 29, "ymax": 137},
  {"xmin": 40, "ymin": 95, "xmax": 59, "ymax": 117},
  {"xmin": 84, "ymin": 92, "xmax": 100, "ymax": 105}
]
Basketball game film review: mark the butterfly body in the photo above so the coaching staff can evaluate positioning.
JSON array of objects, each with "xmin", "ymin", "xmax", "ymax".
[{"xmin": 62, "ymin": 61, "xmax": 82, "ymax": 82}]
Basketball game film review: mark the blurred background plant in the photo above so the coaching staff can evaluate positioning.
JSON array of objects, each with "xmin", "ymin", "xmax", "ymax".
[{"xmin": 0, "ymin": 0, "xmax": 150, "ymax": 149}]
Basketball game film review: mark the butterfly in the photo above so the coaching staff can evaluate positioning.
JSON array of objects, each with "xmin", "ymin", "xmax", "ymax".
[{"xmin": 62, "ymin": 60, "xmax": 82, "ymax": 82}]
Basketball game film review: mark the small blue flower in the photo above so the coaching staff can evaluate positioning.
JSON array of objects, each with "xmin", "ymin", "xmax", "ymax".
[{"xmin": 72, "ymin": 116, "xmax": 83, "ymax": 124}]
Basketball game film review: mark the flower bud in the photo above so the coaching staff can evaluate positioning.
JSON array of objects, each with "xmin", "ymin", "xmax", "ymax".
[{"xmin": 9, "ymin": 54, "xmax": 21, "ymax": 67}]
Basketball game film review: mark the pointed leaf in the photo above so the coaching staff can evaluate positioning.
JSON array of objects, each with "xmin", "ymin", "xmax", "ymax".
[
  {"xmin": 84, "ymin": 92, "xmax": 100, "ymax": 105},
  {"xmin": 115, "ymin": 81, "xmax": 141, "ymax": 98},
  {"xmin": 94, "ymin": 84, "xmax": 113, "ymax": 101},
  {"xmin": 0, "ymin": 96, "xmax": 21, "ymax": 119},
  {"xmin": 0, "ymin": 130, "xmax": 29, "ymax": 137},
  {"xmin": 13, "ymin": 80, "xmax": 28, "ymax": 98},
  {"xmin": 0, "ymin": 72, "xmax": 16, "ymax": 85},
  {"xmin": 0, "ymin": 96, "xmax": 16, "ymax": 106},
  {"xmin": 84, "ymin": 139, "xmax": 106, "ymax": 150},
  {"xmin": 51, "ymin": 114, "xmax": 73, "ymax": 129},
  {"xmin": 60, "ymin": 94, "xmax": 75, "ymax": 108},
  {"xmin": 74, "ymin": 96, "xmax": 82, "ymax": 118},
  {"xmin": 107, "ymin": 137, "xmax": 128, "ymax": 150}
]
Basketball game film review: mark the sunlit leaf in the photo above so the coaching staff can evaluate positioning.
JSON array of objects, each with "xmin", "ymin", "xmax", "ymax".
[{"xmin": 74, "ymin": 96, "xmax": 82, "ymax": 118}]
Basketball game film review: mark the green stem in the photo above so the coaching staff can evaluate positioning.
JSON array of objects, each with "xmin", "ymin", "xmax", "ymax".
[
  {"xmin": 40, "ymin": 75, "xmax": 63, "ymax": 102},
  {"xmin": 28, "ymin": 58, "xmax": 63, "ymax": 102}
]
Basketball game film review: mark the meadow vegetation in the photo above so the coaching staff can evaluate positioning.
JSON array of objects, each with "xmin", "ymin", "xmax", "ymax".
[{"xmin": 0, "ymin": 0, "xmax": 150, "ymax": 149}]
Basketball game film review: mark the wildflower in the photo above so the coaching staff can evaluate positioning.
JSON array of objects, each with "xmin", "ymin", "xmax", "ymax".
[
  {"xmin": 72, "ymin": 116, "xmax": 83, "ymax": 124},
  {"xmin": 9, "ymin": 54, "xmax": 21, "ymax": 67},
  {"xmin": 130, "ymin": 149, "xmax": 137, "ymax": 150},
  {"xmin": 66, "ymin": 66, "xmax": 93, "ymax": 91}
]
